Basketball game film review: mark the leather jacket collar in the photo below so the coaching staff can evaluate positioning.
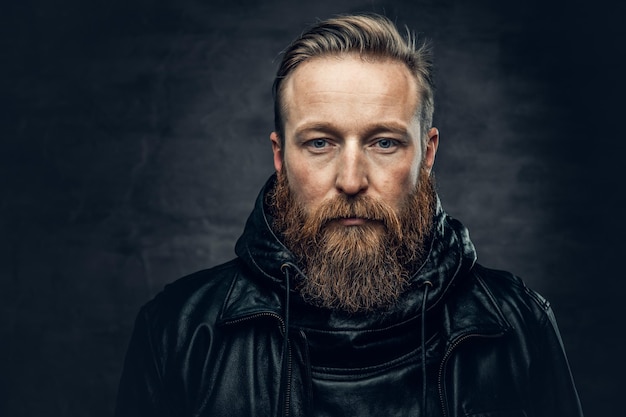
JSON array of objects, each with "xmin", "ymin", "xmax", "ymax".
[{"xmin": 222, "ymin": 175, "xmax": 511, "ymax": 339}]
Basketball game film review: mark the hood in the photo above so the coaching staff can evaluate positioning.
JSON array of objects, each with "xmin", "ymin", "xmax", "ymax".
[{"xmin": 233, "ymin": 174, "xmax": 477, "ymax": 325}]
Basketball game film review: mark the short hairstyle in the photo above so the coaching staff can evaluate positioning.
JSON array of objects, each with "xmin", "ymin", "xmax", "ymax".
[{"xmin": 272, "ymin": 14, "xmax": 434, "ymax": 146}]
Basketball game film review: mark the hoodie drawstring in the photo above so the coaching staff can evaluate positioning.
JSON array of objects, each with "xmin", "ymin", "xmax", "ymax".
[{"xmin": 420, "ymin": 280, "xmax": 433, "ymax": 413}]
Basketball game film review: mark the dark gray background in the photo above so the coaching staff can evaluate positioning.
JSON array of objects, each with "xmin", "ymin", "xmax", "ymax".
[{"xmin": 1, "ymin": 0, "xmax": 624, "ymax": 416}]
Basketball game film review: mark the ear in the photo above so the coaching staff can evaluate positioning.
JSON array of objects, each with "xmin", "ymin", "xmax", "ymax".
[
  {"xmin": 270, "ymin": 131, "xmax": 283, "ymax": 173},
  {"xmin": 423, "ymin": 127, "xmax": 439, "ymax": 175}
]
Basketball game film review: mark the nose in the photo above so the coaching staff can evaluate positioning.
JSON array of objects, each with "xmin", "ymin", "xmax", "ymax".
[{"xmin": 335, "ymin": 146, "xmax": 368, "ymax": 196}]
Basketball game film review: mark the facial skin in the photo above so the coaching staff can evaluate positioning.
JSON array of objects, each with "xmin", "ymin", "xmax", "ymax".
[{"xmin": 270, "ymin": 54, "xmax": 439, "ymax": 222}]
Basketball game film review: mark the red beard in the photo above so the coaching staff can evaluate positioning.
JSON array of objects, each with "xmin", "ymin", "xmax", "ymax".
[{"xmin": 268, "ymin": 169, "xmax": 436, "ymax": 313}]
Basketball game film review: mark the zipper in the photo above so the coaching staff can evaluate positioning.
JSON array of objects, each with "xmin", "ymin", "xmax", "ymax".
[
  {"xmin": 437, "ymin": 332, "xmax": 505, "ymax": 417},
  {"xmin": 284, "ymin": 341, "xmax": 292, "ymax": 417},
  {"xmin": 221, "ymin": 311, "xmax": 285, "ymax": 333}
]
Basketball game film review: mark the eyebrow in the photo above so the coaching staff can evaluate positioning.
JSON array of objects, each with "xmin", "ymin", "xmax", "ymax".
[{"xmin": 294, "ymin": 121, "xmax": 411, "ymax": 137}]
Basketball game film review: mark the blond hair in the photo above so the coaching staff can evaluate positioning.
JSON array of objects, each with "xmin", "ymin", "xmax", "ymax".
[{"xmin": 272, "ymin": 14, "xmax": 434, "ymax": 145}]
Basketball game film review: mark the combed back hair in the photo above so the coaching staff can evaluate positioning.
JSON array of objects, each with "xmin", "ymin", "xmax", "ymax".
[{"xmin": 272, "ymin": 13, "xmax": 434, "ymax": 146}]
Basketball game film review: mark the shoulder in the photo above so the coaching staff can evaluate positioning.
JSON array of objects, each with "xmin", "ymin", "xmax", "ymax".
[
  {"xmin": 138, "ymin": 258, "xmax": 244, "ymax": 332},
  {"xmin": 466, "ymin": 263, "xmax": 554, "ymax": 332},
  {"xmin": 470, "ymin": 263, "xmax": 550, "ymax": 311}
]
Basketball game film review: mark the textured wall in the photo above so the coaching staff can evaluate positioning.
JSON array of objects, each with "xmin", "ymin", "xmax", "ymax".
[{"xmin": 1, "ymin": 0, "xmax": 624, "ymax": 416}]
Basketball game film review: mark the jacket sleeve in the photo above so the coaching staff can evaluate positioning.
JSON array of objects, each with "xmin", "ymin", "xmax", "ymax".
[
  {"xmin": 115, "ymin": 307, "xmax": 174, "ymax": 417},
  {"xmin": 529, "ymin": 304, "xmax": 584, "ymax": 417}
]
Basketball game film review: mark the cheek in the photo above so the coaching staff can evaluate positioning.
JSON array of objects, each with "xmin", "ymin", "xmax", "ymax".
[
  {"xmin": 284, "ymin": 161, "xmax": 322, "ymax": 204},
  {"xmin": 379, "ymin": 162, "xmax": 421, "ymax": 203},
  {"xmin": 379, "ymin": 146, "xmax": 422, "ymax": 185},
  {"xmin": 389, "ymin": 159, "xmax": 419, "ymax": 183},
  {"xmin": 404, "ymin": 154, "xmax": 423, "ymax": 189}
]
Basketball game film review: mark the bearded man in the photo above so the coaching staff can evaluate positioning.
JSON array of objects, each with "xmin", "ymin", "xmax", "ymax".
[{"xmin": 115, "ymin": 14, "xmax": 584, "ymax": 417}]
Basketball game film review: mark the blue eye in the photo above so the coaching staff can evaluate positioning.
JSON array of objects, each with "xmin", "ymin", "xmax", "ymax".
[
  {"xmin": 377, "ymin": 139, "xmax": 395, "ymax": 148},
  {"xmin": 311, "ymin": 139, "xmax": 327, "ymax": 148}
]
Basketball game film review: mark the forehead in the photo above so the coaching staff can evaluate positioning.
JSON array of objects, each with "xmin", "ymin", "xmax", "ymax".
[{"xmin": 281, "ymin": 55, "xmax": 420, "ymax": 125}]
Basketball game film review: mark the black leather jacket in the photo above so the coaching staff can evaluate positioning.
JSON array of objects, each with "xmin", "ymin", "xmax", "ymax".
[{"xmin": 116, "ymin": 176, "xmax": 583, "ymax": 417}]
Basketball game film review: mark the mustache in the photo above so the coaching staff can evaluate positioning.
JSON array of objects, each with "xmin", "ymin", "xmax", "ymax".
[{"xmin": 301, "ymin": 194, "xmax": 404, "ymax": 238}]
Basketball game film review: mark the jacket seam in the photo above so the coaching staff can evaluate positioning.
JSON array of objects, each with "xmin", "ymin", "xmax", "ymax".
[
  {"xmin": 217, "ymin": 269, "xmax": 241, "ymax": 321},
  {"xmin": 472, "ymin": 269, "xmax": 514, "ymax": 331},
  {"xmin": 523, "ymin": 286, "xmax": 551, "ymax": 311}
]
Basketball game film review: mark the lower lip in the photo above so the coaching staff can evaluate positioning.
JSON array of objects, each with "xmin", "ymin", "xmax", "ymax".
[{"xmin": 338, "ymin": 218, "xmax": 368, "ymax": 226}]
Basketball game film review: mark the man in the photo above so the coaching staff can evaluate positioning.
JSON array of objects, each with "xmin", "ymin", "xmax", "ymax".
[{"xmin": 115, "ymin": 14, "xmax": 584, "ymax": 417}]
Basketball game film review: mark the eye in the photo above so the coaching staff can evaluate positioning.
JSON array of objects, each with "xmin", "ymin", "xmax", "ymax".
[
  {"xmin": 311, "ymin": 139, "xmax": 328, "ymax": 148},
  {"xmin": 375, "ymin": 138, "xmax": 397, "ymax": 149}
]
